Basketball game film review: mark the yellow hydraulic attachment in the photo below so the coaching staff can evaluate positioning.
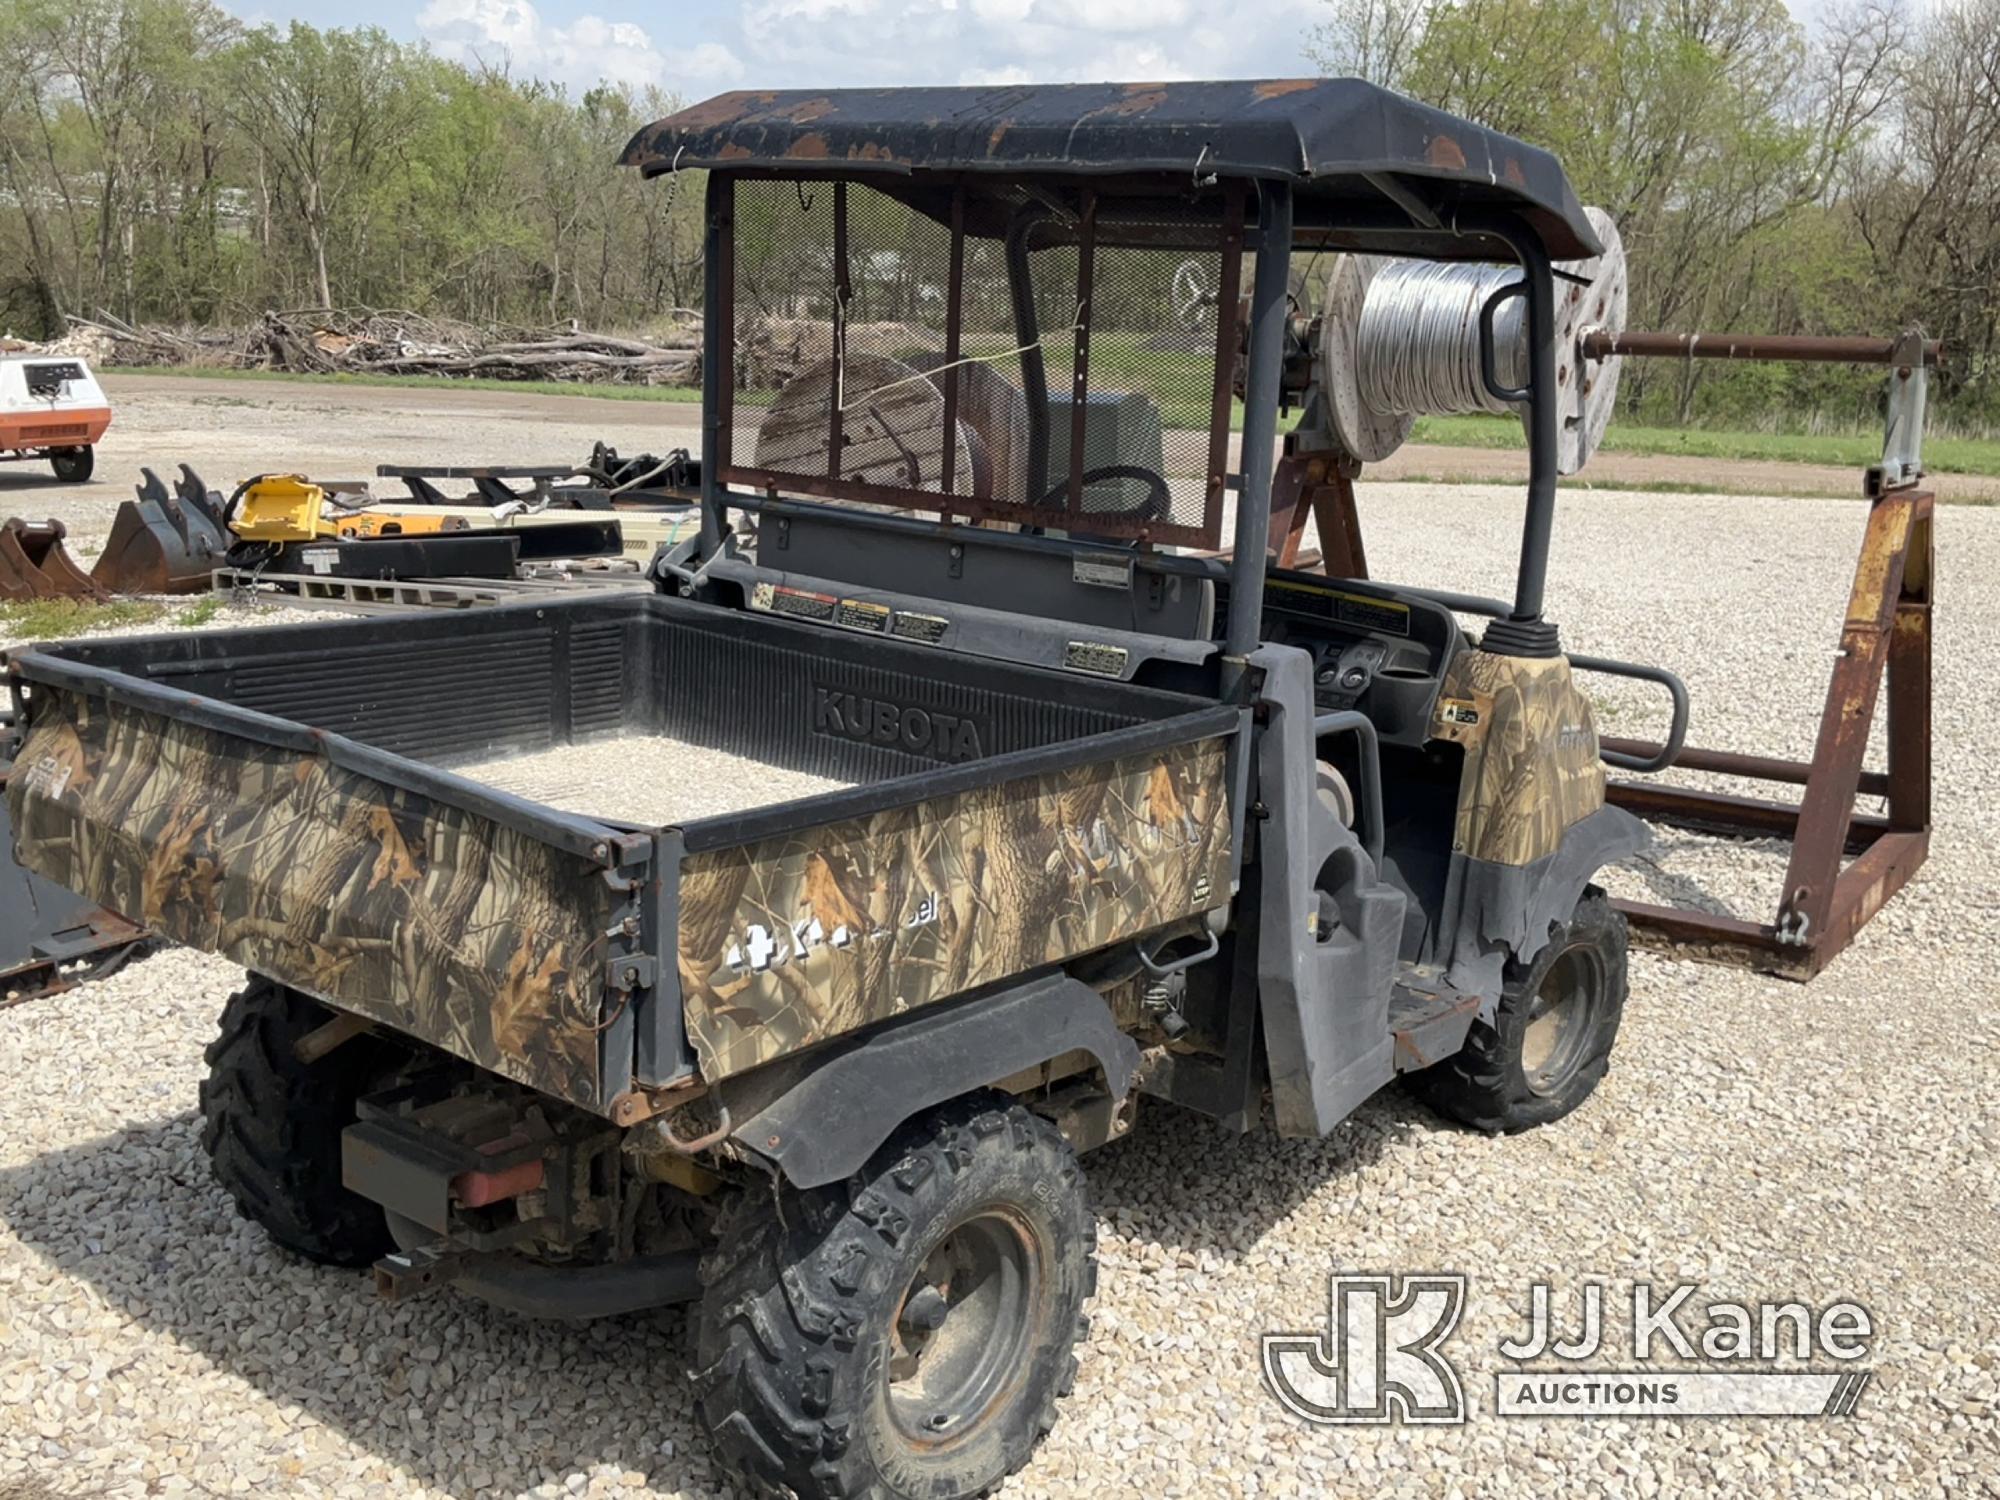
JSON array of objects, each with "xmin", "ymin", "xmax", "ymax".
[{"xmin": 229, "ymin": 474, "xmax": 466, "ymax": 544}]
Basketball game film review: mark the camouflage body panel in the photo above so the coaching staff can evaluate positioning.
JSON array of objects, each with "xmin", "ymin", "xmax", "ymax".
[
  {"xmin": 6, "ymin": 687, "xmax": 614, "ymax": 1104},
  {"xmin": 1429, "ymin": 649, "xmax": 1605, "ymax": 867},
  {"xmin": 677, "ymin": 735, "xmax": 1234, "ymax": 1080}
]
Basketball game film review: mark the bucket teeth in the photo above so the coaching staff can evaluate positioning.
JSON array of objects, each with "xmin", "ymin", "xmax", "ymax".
[
  {"xmin": 88, "ymin": 465, "xmax": 229, "ymax": 595},
  {"xmin": 0, "ymin": 517, "xmax": 109, "ymax": 602}
]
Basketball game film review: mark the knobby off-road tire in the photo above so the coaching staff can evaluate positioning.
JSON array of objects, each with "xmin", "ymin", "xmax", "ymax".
[
  {"xmin": 48, "ymin": 447, "xmax": 93, "ymax": 483},
  {"xmin": 198, "ymin": 975, "xmax": 399, "ymax": 1267},
  {"xmin": 1411, "ymin": 886, "xmax": 1628, "ymax": 1133},
  {"xmin": 695, "ymin": 1094, "xmax": 1096, "ymax": 1500}
]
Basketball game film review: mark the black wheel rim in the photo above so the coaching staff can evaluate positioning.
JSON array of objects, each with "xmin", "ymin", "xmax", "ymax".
[
  {"xmin": 1520, "ymin": 944, "xmax": 1603, "ymax": 1098},
  {"xmin": 884, "ymin": 1206, "xmax": 1043, "ymax": 1449}
]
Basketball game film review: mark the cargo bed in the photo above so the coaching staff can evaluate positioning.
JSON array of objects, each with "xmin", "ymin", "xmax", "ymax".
[{"xmin": 4, "ymin": 596, "xmax": 1237, "ymax": 1113}]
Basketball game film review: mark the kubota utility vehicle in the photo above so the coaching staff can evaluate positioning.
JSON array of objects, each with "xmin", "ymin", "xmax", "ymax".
[{"xmin": 6, "ymin": 81, "xmax": 1688, "ymax": 1498}]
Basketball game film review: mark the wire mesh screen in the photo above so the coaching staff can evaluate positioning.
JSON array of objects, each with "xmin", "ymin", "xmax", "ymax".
[{"xmin": 720, "ymin": 178, "xmax": 1239, "ymax": 550}]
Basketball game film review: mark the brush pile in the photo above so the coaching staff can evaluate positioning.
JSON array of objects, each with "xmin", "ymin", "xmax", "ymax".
[
  {"xmin": 46, "ymin": 308, "xmax": 705, "ymax": 386},
  {"xmin": 23, "ymin": 309, "xmax": 949, "ymax": 393}
]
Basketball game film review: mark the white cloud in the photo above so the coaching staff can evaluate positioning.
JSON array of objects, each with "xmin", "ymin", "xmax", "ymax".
[
  {"xmin": 958, "ymin": 62, "xmax": 1034, "ymax": 84},
  {"xmin": 725, "ymin": 0, "xmax": 1322, "ymax": 88},
  {"xmin": 1035, "ymin": 0, "xmax": 1194, "ymax": 32},
  {"xmin": 418, "ymin": 0, "xmax": 744, "ymax": 92},
  {"xmin": 685, "ymin": 42, "xmax": 749, "ymax": 82}
]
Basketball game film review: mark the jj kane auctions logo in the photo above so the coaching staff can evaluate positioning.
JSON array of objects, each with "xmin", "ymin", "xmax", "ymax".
[{"xmin": 1263, "ymin": 1275, "xmax": 1874, "ymax": 1423}]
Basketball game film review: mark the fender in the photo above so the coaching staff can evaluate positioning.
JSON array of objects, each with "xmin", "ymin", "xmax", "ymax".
[
  {"xmin": 1442, "ymin": 802, "xmax": 1650, "ymax": 1001},
  {"xmin": 718, "ymin": 969, "xmax": 1140, "ymax": 1189}
]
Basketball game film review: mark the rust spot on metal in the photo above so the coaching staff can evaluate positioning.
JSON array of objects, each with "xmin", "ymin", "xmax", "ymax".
[
  {"xmin": 1427, "ymin": 134, "xmax": 1467, "ymax": 170},
  {"xmin": 846, "ymin": 142, "xmax": 898, "ymax": 162},
  {"xmin": 1107, "ymin": 84, "xmax": 1170, "ymax": 115},
  {"xmin": 783, "ymin": 97, "xmax": 836, "ymax": 124},
  {"xmin": 1503, "ymin": 156, "xmax": 1527, "ymax": 187},
  {"xmin": 1253, "ymin": 79, "xmax": 1317, "ymax": 100},
  {"xmin": 716, "ymin": 143, "xmax": 753, "ymax": 161},
  {"xmin": 786, "ymin": 132, "xmax": 831, "ymax": 160},
  {"xmin": 988, "ymin": 123, "xmax": 1010, "ymax": 153},
  {"xmin": 667, "ymin": 91, "xmax": 771, "ymax": 130}
]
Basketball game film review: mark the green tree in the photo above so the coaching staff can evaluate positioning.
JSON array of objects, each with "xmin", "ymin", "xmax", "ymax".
[{"xmin": 223, "ymin": 22, "xmax": 430, "ymax": 309}]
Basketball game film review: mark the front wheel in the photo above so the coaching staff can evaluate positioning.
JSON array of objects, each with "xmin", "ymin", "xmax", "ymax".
[
  {"xmin": 48, "ymin": 447, "xmax": 94, "ymax": 483},
  {"xmin": 694, "ymin": 1094, "xmax": 1095, "ymax": 1500},
  {"xmin": 1410, "ymin": 886, "xmax": 1628, "ymax": 1132}
]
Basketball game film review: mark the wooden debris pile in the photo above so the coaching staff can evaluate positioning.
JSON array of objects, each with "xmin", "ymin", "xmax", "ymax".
[
  {"xmin": 27, "ymin": 309, "xmax": 950, "ymax": 394},
  {"xmin": 51, "ymin": 308, "xmax": 704, "ymax": 387}
]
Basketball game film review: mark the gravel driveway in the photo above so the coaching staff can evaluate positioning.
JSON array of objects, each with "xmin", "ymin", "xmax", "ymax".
[{"xmin": 3, "ymin": 465, "xmax": 1997, "ymax": 1498}]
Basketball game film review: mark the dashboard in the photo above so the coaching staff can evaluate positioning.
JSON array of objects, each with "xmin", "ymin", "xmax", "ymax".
[{"xmin": 1246, "ymin": 570, "xmax": 1463, "ymax": 748}]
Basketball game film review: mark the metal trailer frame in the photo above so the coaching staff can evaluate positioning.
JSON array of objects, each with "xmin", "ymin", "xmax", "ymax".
[{"xmin": 1583, "ymin": 329, "xmax": 1937, "ymax": 979}]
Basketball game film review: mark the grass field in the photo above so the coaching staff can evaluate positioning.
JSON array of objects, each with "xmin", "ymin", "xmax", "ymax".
[{"xmin": 1411, "ymin": 412, "xmax": 2000, "ymax": 476}]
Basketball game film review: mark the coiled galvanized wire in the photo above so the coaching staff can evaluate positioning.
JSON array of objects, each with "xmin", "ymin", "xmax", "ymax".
[{"xmin": 1354, "ymin": 259, "xmax": 1529, "ymax": 418}]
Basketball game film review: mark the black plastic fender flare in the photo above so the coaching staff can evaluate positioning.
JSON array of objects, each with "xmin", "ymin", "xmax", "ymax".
[{"xmin": 719, "ymin": 970, "xmax": 1140, "ymax": 1189}]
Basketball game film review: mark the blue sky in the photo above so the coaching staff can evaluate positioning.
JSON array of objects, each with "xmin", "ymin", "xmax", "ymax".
[{"xmin": 242, "ymin": 0, "xmax": 1334, "ymax": 97}]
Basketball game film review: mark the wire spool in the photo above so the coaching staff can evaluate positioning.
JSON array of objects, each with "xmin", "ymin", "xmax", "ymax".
[
  {"xmin": 1318, "ymin": 206, "xmax": 1626, "ymax": 474},
  {"xmin": 1317, "ymin": 254, "xmax": 1416, "ymax": 463}
]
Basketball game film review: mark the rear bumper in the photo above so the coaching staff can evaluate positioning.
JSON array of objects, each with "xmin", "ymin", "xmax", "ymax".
[{"xmin": 0, "ymin": 406, "xmax": 112, "ymax": 450}]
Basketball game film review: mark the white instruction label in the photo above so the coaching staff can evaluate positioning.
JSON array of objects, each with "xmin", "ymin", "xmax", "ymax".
[
  {"xmin": 20, "ymin": 755, "xmax": 73, "ymax": 800},
  {"xmin": 1072, "ymin": 554, "xmax": 1133, "ymax": 590}
]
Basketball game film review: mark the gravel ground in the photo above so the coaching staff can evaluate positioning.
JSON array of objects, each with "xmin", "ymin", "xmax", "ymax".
[
  {"xmin": 3, "ymin": 480, "xmax": 1997, "ymax": 1499},
  {"xmin": 454, "ymin": 737, "xmax": 850, "ymax": 827}
]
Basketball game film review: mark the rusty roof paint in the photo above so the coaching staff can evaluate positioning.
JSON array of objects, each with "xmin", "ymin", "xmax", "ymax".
[
  {"xmin": 620, "ymin": 79, "xmax": 1601, "ymax": 259},
  {"xmin": 1426, "ymin": 134, "xmax": 1467, "ymax": 171}
]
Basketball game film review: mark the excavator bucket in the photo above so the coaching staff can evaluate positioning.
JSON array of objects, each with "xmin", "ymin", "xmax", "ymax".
[
  {"xmin": 0, "ymin": 517, "xmax": 109, "ymax": 602},
  {"xmin": 90, "ymin": 465, "xmax": 230, "ymax": 595}
]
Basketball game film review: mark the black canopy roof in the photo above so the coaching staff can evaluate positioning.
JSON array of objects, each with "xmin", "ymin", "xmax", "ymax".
[{"xmin": 620, "ymin": 78, "xmax": 1601, "ymax": 259}]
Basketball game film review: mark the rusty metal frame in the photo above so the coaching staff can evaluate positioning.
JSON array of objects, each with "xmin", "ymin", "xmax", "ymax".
[
  {"xmin": 1204, "ymin": 182, "xmax": 1247, "ymax": 542},
  {"xmin": 940, "ymin": 181, "xmax": 965, "ymax": 500},
  {"xmin": 1604, "ymin": 486, "xmax": 1933, "ymax": 978},
  {"xmin": 1270, "ymin": 441, "xmax": 1367, "ymax": 579},
  {"xmin": 1065, "ymin": 188, "xmax": 1098, "ymax": 526}
]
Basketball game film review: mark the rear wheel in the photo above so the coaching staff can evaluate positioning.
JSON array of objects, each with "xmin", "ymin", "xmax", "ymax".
[
  {"xmin": 694, "ymin": 1094, "xmax": 1095, "ymax": 1500},
  {"xmin": 48, "ymin": 447, "xmax": 93, "ymax": 483},
  {"xmin": 1410, "ymin": 886, "xmax": 1627, "ymax": 1132},
  {"xmin": 198, "ymin": 975, "xmax": 400, "ymax": 1266}
]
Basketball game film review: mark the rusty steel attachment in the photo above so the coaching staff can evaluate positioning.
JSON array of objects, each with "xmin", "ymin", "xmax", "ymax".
[
  {"xmin": 1603, "ymin": 483, "xmax": 1932, "ymax": 979},
  {"xmin": 0, "ymin": 517, "xmax": 108, "ymax": 602},
  {"xmin": 1569, "ymin": 328, "xmax": 1933, "ymax": 978},
  {"xmin": 1285, "ymin": 324, "xmax": 1936, "ymax": 981},
  {"xmin": 1581, "ymin": 330, "xmax": 1944, "ymax": 366},
  {"xmin": 91, "ymin": 464, "xmax": 230, "ymax": 595}
]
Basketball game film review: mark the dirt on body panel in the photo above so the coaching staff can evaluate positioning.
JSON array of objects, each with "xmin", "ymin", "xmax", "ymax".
[
  {"xmin": 4, "ymin": 686, "xmax": 614, "ymax": 1104},
  {"xmin": 677, "ymin": 735, "xmax": 1235, "ymax": 1080}
]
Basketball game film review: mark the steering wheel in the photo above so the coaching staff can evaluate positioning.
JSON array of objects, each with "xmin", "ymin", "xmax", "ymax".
[{"xmin": 1035, "ymin": 464, "xmax": 1173, "ymax": 520}]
